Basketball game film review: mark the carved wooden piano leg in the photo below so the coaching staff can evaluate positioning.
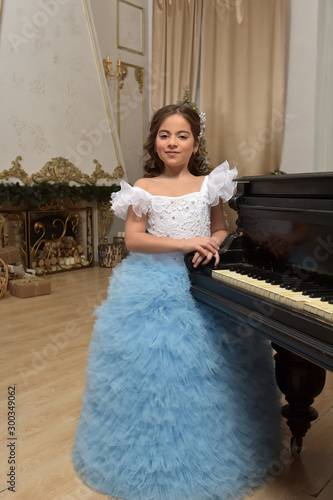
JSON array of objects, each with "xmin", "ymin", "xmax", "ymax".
[{"xmin": 271, "ymin": 343, "xmax": 326, "ymax": 456}]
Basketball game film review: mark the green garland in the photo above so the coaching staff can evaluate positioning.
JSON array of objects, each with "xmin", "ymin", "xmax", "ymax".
[{"xmin": 0, "ymin": 182, "xmax": 120, "ymax": 208}]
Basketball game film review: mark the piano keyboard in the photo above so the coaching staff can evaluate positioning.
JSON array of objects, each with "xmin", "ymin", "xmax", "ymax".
[{"xmin": 212, "ymin": 268, "xmax": 333, "ymax": 324}]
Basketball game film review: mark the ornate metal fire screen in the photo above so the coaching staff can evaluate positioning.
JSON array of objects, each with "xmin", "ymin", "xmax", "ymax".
[
  {"xmin": 0, "ymin": 205, "xmax": 94, "ymax": 275},
  {"xmin": 28, "ymin": 206, "xmax": 94, "ymax": 274}
]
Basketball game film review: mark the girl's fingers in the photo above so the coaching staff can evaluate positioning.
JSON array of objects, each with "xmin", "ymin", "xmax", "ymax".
[
  {"xmin": 192, "ymin": 251, "xmax": 203, "ymax": 268},
  {"xmin": 202, "ymin": 252, "xmax": 213, "ymax": 265},
  {"xmin": 193, "ymin": 251, "xmax": 212, "ymax": 268},
  {"xmin": 192, "ymin": 247, "xmax": 220, "ymax": 268},
  {"xmin": 192, "ymin": 252, "xmax": 200, "ymax": 265}
]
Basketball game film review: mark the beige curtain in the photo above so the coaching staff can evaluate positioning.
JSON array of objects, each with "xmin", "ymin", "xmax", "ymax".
[
  {"xmin": 200, "ymin": 0, "xmax": 288, "ymax": 178},
  {"xmin": 152, "ymin": 0, "xmax": 203, "ymax": 112}
]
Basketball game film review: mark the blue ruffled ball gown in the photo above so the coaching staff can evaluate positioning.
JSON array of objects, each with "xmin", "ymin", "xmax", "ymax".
[{"xmin": 72, "ymin": 163, "xmax": 283, "ymax": 500}]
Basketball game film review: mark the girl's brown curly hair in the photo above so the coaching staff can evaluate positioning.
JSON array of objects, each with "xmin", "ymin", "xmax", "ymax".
[{"xmin": 142, "ymin": 104, "xmax": 210, "ymax": 177}]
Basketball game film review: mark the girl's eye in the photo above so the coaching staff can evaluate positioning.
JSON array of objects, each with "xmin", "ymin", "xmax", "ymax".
[
  {"xmin": 179, "ymin": 135, "xmax": 188, "ymax": 140},
  {"xmin": 159, "ymin": 134, "xmax": 168, "ymax": 139}
]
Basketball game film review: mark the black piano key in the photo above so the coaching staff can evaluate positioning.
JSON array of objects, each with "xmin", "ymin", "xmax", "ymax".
[
  {"xmin": 301, "ymin": 287, "xmax": 332, "ymax": 295},
  {"xmin": 282, "ymin": 281, "xmax": 306, "ymax": 289},
  {"xmin": 247, "ymin": 272, "xmax": 269, "ymax": 280},
  {"xmin": 290, "ymin": 284, "xmax": 316, "ymax": 290},
  {"xmin": 293, "ymin": 285, "xmax": 322, "ymax": 293},
  {"xmin": 309, "ymin": 291, "xmax": 333, "ymax": 298},
  {"xmin": 266, "ymin": 275, "xmax": 294, "ymax": 285},
  {"xmin": 235, "ymin": 267, "xmax": 271, "ymax": 279},
  {"xmin": 278, "ymin": 280, "xmax": 302, "ymax": 288},
  {"xmin": 320, "ymin": 295, "xmax": 333, "ymax": 301},
  {"xmin": 234, "ymin": 268, "xmax": 249, "ymax": 275}
]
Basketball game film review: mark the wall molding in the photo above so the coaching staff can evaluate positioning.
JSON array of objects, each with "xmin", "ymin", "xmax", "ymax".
[{"xmin": 0, "ymin": 156, "xmax": 124, "ymax": 185}]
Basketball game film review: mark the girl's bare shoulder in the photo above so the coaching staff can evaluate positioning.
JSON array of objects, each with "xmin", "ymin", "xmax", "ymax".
[
  {"xmin": 134, "ymin": 177, "xmax": 160, "ymax": 193},
  {"xmin": 133, "ymin": 178, "xmax": 147, "ymax": 189}
]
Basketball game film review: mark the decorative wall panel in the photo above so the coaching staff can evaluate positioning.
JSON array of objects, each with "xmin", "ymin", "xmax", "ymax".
[{"xmin": 117, "ymin": 0, "xmax": 144, "ymax": 55}]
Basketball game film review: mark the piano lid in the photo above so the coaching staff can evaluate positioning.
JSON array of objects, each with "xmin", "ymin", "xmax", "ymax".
[{"xmin": 233, "ymin": 171, "xmax": 333, "ymax": 198}]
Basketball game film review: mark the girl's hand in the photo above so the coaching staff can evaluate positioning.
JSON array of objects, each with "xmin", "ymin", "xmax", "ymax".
[
  {"xmin": 192, "ymin": 248, "xmax": 220, "ymax": 268},
  {"xmin": 181, "ymin": 237, "xmax": 220, "ymax": 268}
]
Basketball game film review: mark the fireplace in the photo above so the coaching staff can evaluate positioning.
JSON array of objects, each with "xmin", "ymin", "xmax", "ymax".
[
  {"xmin": 0, "ymin": 204, "xmax": 94, "ymax": 275},
  {"xmin": 0, "ymin": 156, "xmax": 124, "ymax": 274}
]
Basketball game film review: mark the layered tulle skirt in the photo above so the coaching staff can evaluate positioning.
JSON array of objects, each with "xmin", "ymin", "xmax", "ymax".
[{"xmin": 72, "ymin": 252, "xmax": 282, "ymax": 500}]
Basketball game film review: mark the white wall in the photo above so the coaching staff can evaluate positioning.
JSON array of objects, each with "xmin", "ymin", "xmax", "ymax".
[
  {"xmin": 313, "ymin": 0, "xmax": 333, "ymax": 172},
  {"xmin": 279, "ymin": 0, "xmax": 319, "ymax": 174},
  {"xmin": 280, "ymin": 0, "xmax": 333, "ymax": 174}
]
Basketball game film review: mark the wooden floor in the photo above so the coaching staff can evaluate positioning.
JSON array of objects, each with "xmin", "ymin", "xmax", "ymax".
[{"xmin": 0, "ymin": 266, "xmax": 332, "ymax": 500}]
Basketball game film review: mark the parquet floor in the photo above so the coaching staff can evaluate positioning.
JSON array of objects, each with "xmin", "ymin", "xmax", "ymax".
[{"xmin": 0, "ymin": 266, "xmax": 332, "ymax": 499}]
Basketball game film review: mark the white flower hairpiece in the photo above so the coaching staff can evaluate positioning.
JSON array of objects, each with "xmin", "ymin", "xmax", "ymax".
[{"xmin": 198, "ymin": 112, "xmax": 206, "ymax": 140}]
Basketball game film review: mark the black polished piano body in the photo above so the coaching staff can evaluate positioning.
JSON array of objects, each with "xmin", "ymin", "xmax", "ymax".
[{"xmin": 186, "ymin": 172, "xmax": 333, "ymax": 455}]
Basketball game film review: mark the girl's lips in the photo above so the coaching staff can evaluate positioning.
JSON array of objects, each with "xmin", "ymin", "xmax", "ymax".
[{"xmin": 165, "ymin": 151, "xmax": 179, "ymax": 155}]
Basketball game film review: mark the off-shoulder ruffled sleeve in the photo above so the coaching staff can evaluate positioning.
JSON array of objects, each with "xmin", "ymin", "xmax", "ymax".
[
  {"xmin": 110, "ymin": 181, "xmax": 150, "ymax": 220},
  {"xmin": 207, "ymin": 161, "xmax": 238, "ymax": 206}
]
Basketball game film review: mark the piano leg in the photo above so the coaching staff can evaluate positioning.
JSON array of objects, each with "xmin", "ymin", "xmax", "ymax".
[{"xmin": 271, "ymin": 343, "xmax": 326, "ymax": 456}]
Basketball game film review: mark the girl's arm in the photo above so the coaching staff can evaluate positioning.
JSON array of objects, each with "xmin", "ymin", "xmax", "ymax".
[
  {"xmin": 191, "ymin": 200, "xmax": 229, "ymax": 268},
  {"xmin": 210, "ymin": 200, "xmax": 229, "ymax": 245},
  {"xmin": 125, "ymin": 206, "xmax": 220, "ymax": 257}
]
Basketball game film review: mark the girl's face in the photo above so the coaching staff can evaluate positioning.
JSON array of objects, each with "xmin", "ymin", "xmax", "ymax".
[{"xmin": 155, "ymin": 114, "xmax": 199, "ymax": 172}]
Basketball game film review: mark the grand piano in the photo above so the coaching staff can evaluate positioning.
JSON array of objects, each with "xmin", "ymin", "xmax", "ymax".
[{"xmin": 186, "ymin": 172, "xmax": 333, "ymax": 455}]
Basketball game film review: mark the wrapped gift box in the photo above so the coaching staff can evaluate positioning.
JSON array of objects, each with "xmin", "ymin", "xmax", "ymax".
[
  {"xmin": 8, "ymin": 277, "xmax": 51, "ymax": 299},
  {"xmin": 0, "ymin": 246, "xmax": 22, "ymax": 265}
]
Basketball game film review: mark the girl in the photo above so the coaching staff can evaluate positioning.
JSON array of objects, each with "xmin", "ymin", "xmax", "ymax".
[{"xmin": 73, "ymin": 104, "xmax": 282, "ymax": 500}]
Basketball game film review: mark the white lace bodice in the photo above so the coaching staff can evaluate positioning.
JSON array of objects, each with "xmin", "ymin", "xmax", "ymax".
[{"xmin": 111, "ymin": 162, "xmax": 237, "ymax": 239}]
